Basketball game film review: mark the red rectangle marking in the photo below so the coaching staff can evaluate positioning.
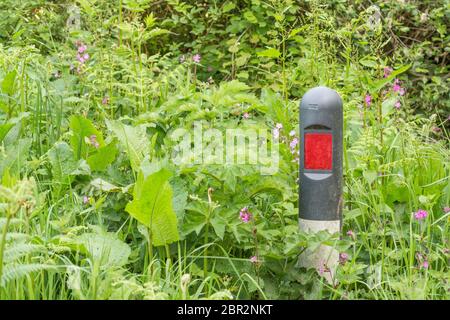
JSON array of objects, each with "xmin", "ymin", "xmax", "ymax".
[{"xmin": 304, "ymin": 132, "xmax": 332, "ymax": 170}]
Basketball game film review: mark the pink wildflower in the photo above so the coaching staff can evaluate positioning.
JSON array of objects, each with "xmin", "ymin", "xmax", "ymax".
[
  {"xmin": 77, "ymin": 53, "xmax": 89, "ymax": 64},
  {"xmin": 393, "ymin": 78, "xmax": 401, "ymax": 92},
  {"xmin": 83, "ymin": 196, "xmax": 89, "ymax": 204},
  {"xmin": 383, "ymin": 66, "xmax": 393, "ymax": 78},
  {"xmin": 346, "ymin": 230, "xmax": 355, "ymax": 240},
  {"xmin": 414, "ymin": 209, "xmax": 428, "ymax": 220},
  {"xmin": 239, "ymin": 207, "xmax": 252, "ymax": 223},
  {"xmin": 77, "ymin": 53, "xmax": 84, "ymax": 63},
  {"xmin": 394, "ymin": 100, "xmax": 401, "ymax": 109},
  {"xmin": 78, "ymin": 44, "xmax": 87, "ymax": 53},
  {"xmin": 250, "ymin": 256, "xmax": 259, "ymax": 264},
  {"xmin": 243, "ymin": 112, "xmax": 250, "ymax": 119},
  {"xmin": 339, "ymin": 252, "xmax": 349, "ymax": 265},
  {"xmin": 443, "ymin": 207, "xmax": 450, "ymax": 213},
  {"xmin": 102, "ymin": 96, "xmax": 109, "ymax": 105},
  {"xmin": 192, "ymin": 54, "xmax": 201, "ymax": 64},
  {"xmin": 75, "ymin": 43, "xmax": 89, "ymax": 65},
  {"xmin": 89, "ymin": 134, "xmax": 100, "ymax": 149},
  {"xmin": 421, "ymin": 260, "xmax": 429, "ymax": 269},
  {"xmin": 364, "ymin": 94, "xmax": 371, "ymax": 107}
]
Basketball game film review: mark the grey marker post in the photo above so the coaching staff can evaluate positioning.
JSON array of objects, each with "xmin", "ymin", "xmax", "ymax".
[{"xmin": 298, "ymin": 86, "xmax": 343, "ymax": 283}]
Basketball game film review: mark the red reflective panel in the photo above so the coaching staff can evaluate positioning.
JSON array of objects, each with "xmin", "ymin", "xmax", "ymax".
[{"xmin": 304, "ymin": 133, "xmax": 332, "ymax": 170}]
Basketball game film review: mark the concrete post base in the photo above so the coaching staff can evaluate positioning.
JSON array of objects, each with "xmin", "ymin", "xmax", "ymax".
[{"xmin": 298, "ymin": 218, "xmax": 340, "ymax": 285}]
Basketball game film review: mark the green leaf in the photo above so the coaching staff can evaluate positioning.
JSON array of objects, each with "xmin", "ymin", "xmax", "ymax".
[
  {"xmin": 171, "ymin": 177, "xmax": 188, "ymax": 223},
  {"xmin": 48, "ymin": 142, "xmax": 87, "ymax": 183},
  {"xmin": 182, "ymin": 211, "xmax": 206, "ymax": 236},
  {"xmin": 76, "ymin": 233, "xmax": 131, "ymax": 267},
  {"xmin": 1, "ymin": 70, "xmax": 17, "ymax": 95},
  {"xmin": 288, "ymin": 26, "xmax": 307, "ymax": 39},
  {"xmin": 76, "ymin": 0, "xmax": 94, "ymax": 15},
  {"xmin": 210, "ymin": 216, "xmax": 226, "ymax": 240},
  {"xmin": 249, "ymin": 176, "xmax": 292, "ymax": 201},
  {"xmin": 3, "ymin": 113, "xmax": 30, "ymax": 146},
  {"xmin": 386, "ymin": 178, "xmax": 409, "ymax": 204},
  {"xmin": 69, "ymin": 115, "xmax": 104, "ymax": 160},
  {"xmin": 0, "ymin": 123, "xmax": 14, "ymax": 143},
  {"xmin": 382, "ymin": 97, "xmax": 397, "ymax": 116},
  {"xmin": 363, "ymin": 170, "xmax": 378, "ymax": 184},
  {"xmin": 87, "ymin": 140, "xmax": 118, "ymax": 171},
  {"xmin": 90, "ymin": 178, "xmax": 121, "ymax": 192},
  {"xmin": 4, "ymin": 244, "xmax": 45, "ymax": 263},
  {"xmin": 204, "ymin": 80, "xmax": 258, "ymax": 110},
  {"xmin": 182, "ymin": 198, "xmax": 210, "ymax": 236},
  {"xmin": 259, "ymin": 88, "xmax": 286, "ymax": 122},
  {"xmin": 257, "ymin": 48, "xmax": 281, "ymax": 58},
  {"xmin": 125, "ymin": 168, "xmax": 179, "ymax": 246},
  {"xmin": 0, "ymin": 139, "xmax": 31, "ymax": 179},
  {"xmin": 344, "ymin": 208, "xmax": 363, "ymax": 221},
  {"xmin": 143, "ymin": 28, "xmax": 171, "ymax": 41},
  {"xmin": 243, "ymin": 11, "xmax": 258, "ymax": 24},
  {"xmin": 222, "ymin": 2, "xmax": 236, "ymax": 13},
  {"xmin": 1, "ymin": 264, "xmax": 57, "ymax": 287},
  {"xmin": 221, "ymin": 165, "xmax": 240, "ymax": 193},
  {"xmin": 235, "ymin": 53, "xmax": 251, "ymax": 67},
  {"xmin": 106, "ymin": 120, "xmax": 149, "ymax": 172},
  {"xmin": 359, "ymin": 57, "xmax": 377, "ymax": 68}
]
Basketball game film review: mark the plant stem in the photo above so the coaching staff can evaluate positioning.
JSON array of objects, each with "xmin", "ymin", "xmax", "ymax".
[
  {"xmin": 282, "ymin": 35, "xmax": 287, "ymax": 104},
  {"xmin": 252, "ymin": 223, "xmax": 261, "ymax": 292},
  {"xmin": 165, "ymin": 243, "xmax": 171, "ymax": 269},
  {"xmin": 203, "ymin": 223, "xmax": 209, "ymax": 277},
  {"xmin": 148, "ymin": 227, "xmax": 153, "ymax": 278},
  {"xmin": 204, "ymin": 187, "xmax": 214, "ymax": 277},
  {"xmin": 118, "ymin": 0, "xmax": 123, "ymax": 47},
  {"xmin": 91, "ymin": 261, "xmax": 99, "ymax": 300}
]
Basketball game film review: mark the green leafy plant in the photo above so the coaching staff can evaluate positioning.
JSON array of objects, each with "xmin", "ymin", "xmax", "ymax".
[
  {"xmin": 126, "ymin": 167, "xmax": 179, "ymax": 275},
  {"xmin": 0, "ymin": 0, "xmax": 447, "ymax": 300}
]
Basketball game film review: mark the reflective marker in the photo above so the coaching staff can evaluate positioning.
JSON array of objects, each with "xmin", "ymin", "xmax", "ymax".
[
  {"xmin": 298, "ymin": 86, "xmax": 343, "ymax": 283},
  {"xmin": 304, "ymin": 132, "xmax": 333, "ymax": 170}
]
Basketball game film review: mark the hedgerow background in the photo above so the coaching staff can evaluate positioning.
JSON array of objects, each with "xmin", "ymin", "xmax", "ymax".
[{"xmin": 0, "ymin": 0, "xmax": 448, "ymax": 300}]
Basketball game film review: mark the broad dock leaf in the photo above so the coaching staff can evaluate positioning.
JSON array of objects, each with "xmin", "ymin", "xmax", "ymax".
[{"xmin": 125, "ymin": 168, "xmax": 179, "ymax": 246}]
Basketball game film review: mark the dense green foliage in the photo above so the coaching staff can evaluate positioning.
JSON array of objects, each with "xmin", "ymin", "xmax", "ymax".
[{"xmin": 0, "ymin": 0, "xmax": 448, "ymax": 300}]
